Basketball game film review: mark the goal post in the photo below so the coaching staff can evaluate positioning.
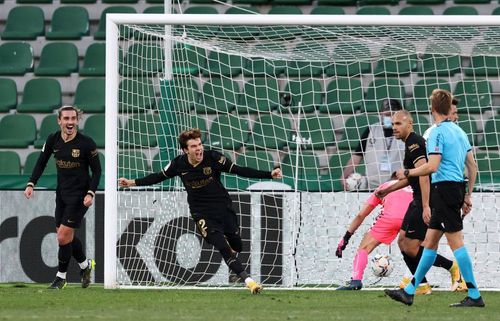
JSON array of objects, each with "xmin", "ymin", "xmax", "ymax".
[{"xmin": 105, "ymin": 14, "xmax": 500, "ymax": 289}]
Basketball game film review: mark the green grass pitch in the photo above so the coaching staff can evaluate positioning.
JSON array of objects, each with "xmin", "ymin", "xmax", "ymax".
[{"xmin": 1, "ymin": 284, "xmax": 499, "ymax": 321}]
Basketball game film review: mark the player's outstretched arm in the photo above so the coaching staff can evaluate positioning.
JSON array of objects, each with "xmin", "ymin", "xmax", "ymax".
[
  {"xmin": 336, "ymin": 203, "xmax": 375, "ymax": 258},
  {"xmin": 118, "ymin": 177, "xmax": 136, "ymax": 188},
  {"xmin": 118, "ymin": 171, "xmax": 169, "ymax": 188},
  {"xmin": 375, "ymin": 178, "xmax": 409, "ymax": 199}
]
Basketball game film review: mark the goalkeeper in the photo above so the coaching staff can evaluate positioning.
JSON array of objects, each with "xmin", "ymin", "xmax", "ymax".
[
  {"xmin": 118, "ymin": 128, "xmax": 282, "ymax": 294},
  {"xmin": 336, "ymin": 172, "xmax": 413, "ymax": 290}
]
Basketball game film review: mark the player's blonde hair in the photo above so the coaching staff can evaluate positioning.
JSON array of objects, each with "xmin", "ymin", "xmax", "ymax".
[{"xmin": 430, "ymin": 89, "xmax": 453, "ymax": 116}]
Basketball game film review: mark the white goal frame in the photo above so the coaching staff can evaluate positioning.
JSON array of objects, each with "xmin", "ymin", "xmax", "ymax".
[{"xmin": 104, "ymin": 14, "xmax": 500, "ymax": 289}]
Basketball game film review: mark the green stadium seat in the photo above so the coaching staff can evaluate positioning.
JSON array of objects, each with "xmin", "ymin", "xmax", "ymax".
[
  {"xmin": 34, "ymin": 114, "xmax": 59, "ymax": 148},
  {"xmin": 322, "ymin": 152, "xmax": 353, "ymax": 191},
  {"xmin": 374, "ymin": 42, "xmax": 418, "ymax": 77},
  {"xmin": 17, "ymin": 78, "xmax": 61, "ymax": 113},
  {"xmin": 83, "ymin": 114, "xmax": 105, "ymax": 148},
  {"xmin": 455, "ymin": 0, "xmax": 490, "ymax": 3},
  {"xmin": 0, "ymin": 151, "xmax": 21, "ymax": 175},
  {"xmin": 121, "ymin": 113, "xmax": 161, "ymax": 148},
  {"xmin": 2, "ymin": 6, "xmax": 45, "ymax": 40},
  {"xmin": 411, "ymin": 114, "xmax": 430, "ymax": 137},
  {"xmin": 236, "ymin": 151, "xmax": 275, "ymax": 172},
  {"xmin": 327, "ymin": 41, "xmax": 372, "ymax": 77},
  {"xmin": 0, "ymin": 43, "xmax": 33, "ymax": 75},
  {"xmin": 35, "ymin": 43, "xmax": 79, "ymax": 76},
  {"xmin": 457, "ymin": 115, "xmax": 479, "ymax": 146},
  {"xmin": 238, "ymin": 77, "xmax": 280, "ymax": 114},
  {"xmin": 271, "ymin": 0, "xmax": 311, "ymax": 5},
  {"xmin": 247, "ymin": 114, "xmax": 292, "ymax": 150},
  {"xmin": 176, "ymin": 114, "xmax": 208, "ymax": 142},
  {"xmin": 479, "ymin": 116, "xmax": 500, "ymax": 150},
  {"xmin": 17, "ymin": 0, "xmax": 52, "ymax": 3},
  {"xmin": 359, "ymin": 0, "xmax": 399, "ymax": 5},
  {"xmin": 321, "ymin": 78, "xmax": 363, "ymax": 114},
  {"xmin": 0, "ymin": 114, "xmax": 36, "ymax": 147},
  {"xmin": 119, "ymin": 78, "xmax": 156, "ymax": 112},
  {"xmin": 337, "ymin": 114, "xmax": 379, "ymax": 150},
  {"xmin": 172, "ymin": 44, "xmax": 206, "ymax": 76},
  {"xmin": 208, "ymin": 114, "xmax": 249, "ymax": 150},
  {"xmin": 61, "ymin": 0, "xmax": 96, "ymax": 3},
  {"xmin": 80, "ymin": 43, "xmax": 105, "ymax": 76},
  {"xmin": 280, "ymin": 79, "xmax": 323, "ymax": 113},
  {"xmin": 143, "ymin": 6, "xmax": 165, "ymax": 13},
  {"xmin": 195, "ymin": 78, "xmax": 239, "ymax": 114},
  {"xmin": 421, "ymin": 42, "xmax": 462, "ymax": 77},
  {"xmin": 203, "ymin": 51, "xmax": 243, "ymax": 77},
  {"xmin": 74, "ymin": 78, "xmax": 105, "ymax": 113},
  {"xmin": 146, "ymin": 0, "xmax": 179, "ymax": 3},
  {"xmin": 475, "ymin": 152, "xmax": 500, "ymax": 186},
  {"xmin": 0, "ymin": 78, "xmax": 17, "ymax": 112},
  {"xmin": 103, "ymin": 0, "xmax": 138, "ymax": 3},
  {"xmin": 443, "ymin": 6, "xmax": 478, "ymax": 15},
  {"xmin": 46, "ymin": 6, "xmax": 89, "ymax": 40},
  {"xmin": 260, "ymin": 6, "xmax": 303, "ymax": 40},
  {"xmin": 220, "ymin": 7, "xmax": 260, "ymax": 40},
  {"xmin": 122, "ymin": 43, "xmax": 164, "ymax": 76},
  {"xmin": 318, "ymin": 0, "xmax": 356, "ymax": 4},
  {"xmin": 170, "ymin": 77, "xmax": 199, "ymax": 110},
  {"xmin": 310, "ymin": 6, "xmax": 345, "ymax": 15},
  {"xmin": 465, "ymin": 43, "xmax": 500, "ymax": 77},
  {"xmin": 407, "ymin": 0, "xmax": 444, "ymax": 4},
  {"xmin": 286, "ymin": 43, "xmax": 329, "ymax": 77},
  {"xmin": 281, "ymin": 151, "xmax": 320, "ymax": 191},
  {"xmin": 243, "ymin": 43, "xmax": 287, "ymax": 77},
  {"xmin": 118, "ymin": 150, "xmax": 150, "ymax": 178},
  {"xmin": 94, "ymin": 7, "xmax": 137, "ymax": 40},
  {"xmin": 23, "ymin": 151, "xmax": 57, "ymax": 175},
  {"xmin": 356, "ymin": 7, "xmax": 391, "ymax": 15},
  {"xmin": 182, "ymin": 7, "xmax": 219, "ymax": 36},
  {"xmin": 363, "ymin": 78, "xmax": 405, "ymax": 113},
  {"xmin": 288, "ymin": 115, "xmax": 335, "ymax": 150},
  {"xmin": 232, "ymin": 0, "xmax": 266, "ymax": 4},
  {"xmin": 408, "ymin": 78, "xmax": 451, "ymax": 113},
  {"xmin": 453, "ymin": 79, "xmax": 492, "ymax": 114},
  {"xmin": 398, "ymin": 6, "xmax": 434, "ymax": 15}
]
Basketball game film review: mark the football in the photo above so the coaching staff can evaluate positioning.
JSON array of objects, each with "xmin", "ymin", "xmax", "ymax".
[
  {"xmin": 345, "ymin": 172, "xmax": 363, "ymax": 191},
  {"xmin": 371, "ymin": 254, "xmax": 394, "ymax": 277}
]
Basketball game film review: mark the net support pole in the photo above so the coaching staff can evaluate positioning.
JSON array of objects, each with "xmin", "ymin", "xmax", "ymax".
[{"xmin": 104, "ymin": 16, "xmax": 120, "ymax": 289}]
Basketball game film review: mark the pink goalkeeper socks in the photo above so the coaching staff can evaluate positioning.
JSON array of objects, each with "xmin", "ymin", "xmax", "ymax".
[{"xmin": 352, "ymin": 249, "xmax": 368, "ymax": 280}]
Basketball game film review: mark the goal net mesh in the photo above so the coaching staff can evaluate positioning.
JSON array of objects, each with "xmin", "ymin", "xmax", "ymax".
[{"xmin": 113, "ymin": 20, "xmax": 500, "ymax": 289}]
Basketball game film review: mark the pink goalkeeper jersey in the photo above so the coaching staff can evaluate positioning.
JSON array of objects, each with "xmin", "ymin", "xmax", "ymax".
[{"xmin": 366, "ymin": 180, "xmax": 413, "ymax": 221}]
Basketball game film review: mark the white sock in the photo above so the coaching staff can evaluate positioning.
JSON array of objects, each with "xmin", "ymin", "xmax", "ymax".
[
  {"xmin": 56, "ymin": 272, "xmax": 67, "ymax": 279},
  {"xmin": 244, "ymin": 277, "xmax": 254, "ymax": 286},
  {"xmin": 79, "ymin": 259, "xmax": 89, "ymax": 270}
]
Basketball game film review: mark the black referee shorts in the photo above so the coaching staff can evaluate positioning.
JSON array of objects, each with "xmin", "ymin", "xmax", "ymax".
[
  {"xmin": 429, "ymin": 181, "xmax": 465, "ymax": 233},
  {"xmin": 55, "ymin": 194, "xmax": 89, "ymax": 229},
  {"xmin": 401, "ymin": 199, "xmax": 428, "ymax": 241}
]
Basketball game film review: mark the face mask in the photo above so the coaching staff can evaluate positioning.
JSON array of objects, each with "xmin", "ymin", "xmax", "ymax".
[{"xmin": 382, "ymin": 116, "xmax": 392, "ymax": 129}]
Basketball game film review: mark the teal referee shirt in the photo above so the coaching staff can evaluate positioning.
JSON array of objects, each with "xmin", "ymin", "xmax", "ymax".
[{"xmin": 426, "ymin": 120, "xmax": 471, "ymax": 183}]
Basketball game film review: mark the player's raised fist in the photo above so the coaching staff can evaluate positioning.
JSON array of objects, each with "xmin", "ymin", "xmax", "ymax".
[
  {"xmin": 271, "ymin": 168, "xmax": 282, "ymax": 179},
  {"xmin": 118, "ymin": 177, "xmax": 135, "ymax": 188}
]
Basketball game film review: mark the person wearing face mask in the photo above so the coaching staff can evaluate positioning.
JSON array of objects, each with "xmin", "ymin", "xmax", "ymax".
[{"xmin": 341, "ymin": 99, "xmax": 406, "ymax": 191}]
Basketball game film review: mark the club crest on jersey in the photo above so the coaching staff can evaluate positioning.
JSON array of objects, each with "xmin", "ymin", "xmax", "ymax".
[
  {"xmin": 72, "ymin": 149, "xmax": 80, "ymax": 158},
  {"xmin": 203, "ymin": 167, "xmax": 212, "ymax": 175}
]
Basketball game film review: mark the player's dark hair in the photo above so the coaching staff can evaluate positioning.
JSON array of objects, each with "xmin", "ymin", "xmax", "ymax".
[
  {"xmin": 58, "ymin": 105, "xmax": 82, "ymax": 120},
  {"xmin": 430, "ymin": 89, "xmax": 452, "ymax": 116},
  {"xmin": 452, "ymin": 97, "xmax": 459, "ymax": 106},
  {"xmin": 178, "ymin": 128, "xmax": 202, "ymax": 150}
]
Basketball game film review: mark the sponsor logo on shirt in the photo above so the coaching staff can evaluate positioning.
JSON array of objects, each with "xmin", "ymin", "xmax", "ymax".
[
  {"xmin": 408, "ymin": 143, "xmax": 420, "ymax": 152},
  {"xmin": 203, "ymin": 167, "xmax": 212, "ymax": 176}
]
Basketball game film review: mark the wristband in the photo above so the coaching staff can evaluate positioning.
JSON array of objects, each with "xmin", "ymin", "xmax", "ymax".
[
  {"xmin": 26, "ymin": 182, "xmax": 34, "ymax": 188},
  {"xmin": 404, "ymin": 169, "xmax": 410, "ymax": 178},
  {"xmin": 86, "ymin": 190, "xmax": 95, "ymax": 197}
]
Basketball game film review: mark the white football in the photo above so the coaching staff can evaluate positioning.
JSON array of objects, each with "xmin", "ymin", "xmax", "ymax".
[
  {"xmin": 345, "ymin": 172, "xmax": 363, "ymax": 191},
  {"xmin": 371, "ymin": 254, "xmax": 394, "ymax": 278}
]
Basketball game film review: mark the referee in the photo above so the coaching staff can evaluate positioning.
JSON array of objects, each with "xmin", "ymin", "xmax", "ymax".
[{"xmin": 385, "ymin": 89, "xmax": 484, "ymax": 307}]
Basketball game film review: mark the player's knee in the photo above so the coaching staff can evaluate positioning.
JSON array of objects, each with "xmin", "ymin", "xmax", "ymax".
[
  {"xmin": 56, "ymin": 227, "xmax": 74, "ymax": 245},
  {"xmin": 226, "ymin": 235, "xmax": 242, "ymax": 253}
]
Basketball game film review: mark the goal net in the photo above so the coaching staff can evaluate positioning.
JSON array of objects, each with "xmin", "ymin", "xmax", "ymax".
[{"xmin": 105, "ymin": 14, "xmax": 500, "ymax": 289}]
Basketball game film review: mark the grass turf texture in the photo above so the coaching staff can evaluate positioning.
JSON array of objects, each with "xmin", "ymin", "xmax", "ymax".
[{"xmin": 1, "ymin": 284, "xmax": 498, "ymax": 321}]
